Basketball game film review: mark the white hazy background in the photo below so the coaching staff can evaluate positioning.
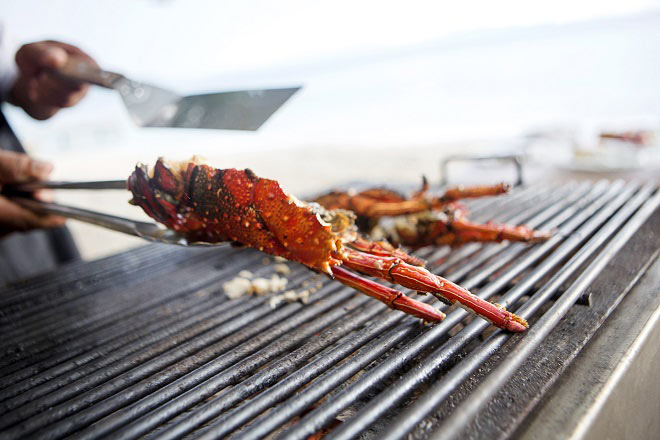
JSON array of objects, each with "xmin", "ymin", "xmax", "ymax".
[{"xmin": 1, "ymin": 0, "xmax": 659, "ymax": 258}]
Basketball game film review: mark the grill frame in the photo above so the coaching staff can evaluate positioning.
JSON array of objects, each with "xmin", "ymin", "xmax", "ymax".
[{"xmin": 0, "ymin": 180, "xmax": 658, "ymax": 440}]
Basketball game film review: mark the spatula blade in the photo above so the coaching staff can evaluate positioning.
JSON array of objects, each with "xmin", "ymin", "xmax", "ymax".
[
  {"xmin": 144, "ymin": 87, "xmax": 300, "ymax": 130},
  {"xmin": 115, "ymin": 78, "xmax": 182, "ymax": 127}
]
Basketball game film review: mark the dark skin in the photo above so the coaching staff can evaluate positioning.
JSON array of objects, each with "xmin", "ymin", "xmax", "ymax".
[
  {"xmin": 9, "ymin": 40, "xmax": 95, "ymax": 120},
  {"xmin": 0, "ymin": 150, "xmax": 65, "ymax": 238},
  {"xmin": 1, "ymin": 40, "xmax": 97, "ymax": 235}
]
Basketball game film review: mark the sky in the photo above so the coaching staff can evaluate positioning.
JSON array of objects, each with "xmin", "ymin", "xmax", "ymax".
[
  {"xmin": 2, "ymin": 0, "xmax": 660, "ymax": 157},
  {"xmin": 2, "ymin": 0, "xmax": 659, "ymax": 81}
]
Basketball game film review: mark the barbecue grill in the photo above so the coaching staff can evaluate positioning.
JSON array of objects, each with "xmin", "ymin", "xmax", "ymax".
[{"xmin": 1, "ymin": 179, "xmax": 659, "ymax": 439}]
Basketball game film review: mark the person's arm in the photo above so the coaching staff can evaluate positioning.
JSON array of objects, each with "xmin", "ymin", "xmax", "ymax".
[
  {"xmin": 0, "ymin": 150, "xmax": 65, "ymax": 238},
  {"xmin": 7, "ymin": 41, "xmax": 96, "ymax": 120}
]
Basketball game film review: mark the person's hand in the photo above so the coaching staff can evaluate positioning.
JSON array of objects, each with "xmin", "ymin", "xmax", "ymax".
[
  {"xmin": 0, "ymin": 150, "xmax": 65, "ymax": 238},
  {"xmin": 9, "ymin": 41, "xmax": 96, "ymax": 120}
]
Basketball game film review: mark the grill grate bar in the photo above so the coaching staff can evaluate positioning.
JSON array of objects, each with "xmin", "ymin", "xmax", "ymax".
[
  {"xmin": 468, "ymin": 182, "xmax": 553, "ymax": 219},
  {"xmin": 333, "ymin": 182, "xmax": 649, "ymax": 440},
  {"xmin": 227, "ymin": 321, "xmax": 426, "ymax": 440},
  {"xmin": 0, "ymin": 246, "xmax": 238, "ymax": 345},
  {"xmin": 0, "ymin": 248, "xmax": 259, "ymax": 383},
  {"xmin": 24, "ymin": 292, "xmax": 371, "ymax": 440},
  {"xmin": 0, "ymin": 266, "xmax": 327, "ymax": 435},
  {"xmin": 459, "ymin": 181, "xmax": 545, "ymax": 215},
  {"xmin": 0, "ymin": 248, "xmax": 235, "ymax": 360},
  {"xmin": 115, "ymin": 296, "xmax": 395, "ymax": 440},
  {"xmin": 0, "ymin": 273, "xmax": 288, "ymax": 409},
  {"xmin": 432, "ymin": 184, "xmax": 562, "ymax": 273},
  {"xmin": 195, "ymin": 320, "xmax": 422, "ymax": 439},
  {"xmin": 454, "ymin": 181, "xmax": 611, "ymax": 292},
  {"xmin": 276, "ymin": 181, "xmax": 624, "ymax": 440},
  {"xmin": 69, "ymin": 290, "xmax": 392, "ymax": 440},
  {"xmin": 0, "ymin": 257, "xmax": 302, "ymax": 402},
  {"xmin": 443, "ymin": 182, "xmax": 591, "ymax": 281},
  {"xmin": 0, "ymin": 245, "xmax": 203, "ymax": 330},
  {"xmin": 0, "ymin": 244, "xmax": 179, "ymax": 309},
  {"xmin": 433, "ymin": 184, "xmax": 660, "ymax": 440}
]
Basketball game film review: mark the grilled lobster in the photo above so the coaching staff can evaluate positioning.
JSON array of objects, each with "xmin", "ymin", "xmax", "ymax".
[
  {"xmin": 128, "ymin": 157, "xmax": 528, "ymax": 332},
  {"xmin": 313, "ymin": 178, "xmax": 550, "ymax": 249}
]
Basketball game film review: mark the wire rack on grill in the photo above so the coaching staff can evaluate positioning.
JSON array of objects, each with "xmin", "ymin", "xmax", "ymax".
[{"xmin": 0, "ymin": 180, "xmax": 659, "ymax": 440}]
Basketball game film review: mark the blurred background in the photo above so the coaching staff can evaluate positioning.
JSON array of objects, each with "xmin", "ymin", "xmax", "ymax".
[{"xmin": 2, "ymin": 0, "xmax": 660, "ymax": 258}]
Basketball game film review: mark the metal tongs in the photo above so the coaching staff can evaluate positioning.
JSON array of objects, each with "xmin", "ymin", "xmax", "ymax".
[{"xmin": 7, "ymin": 180, "xmax": 213, "ymax": 246}]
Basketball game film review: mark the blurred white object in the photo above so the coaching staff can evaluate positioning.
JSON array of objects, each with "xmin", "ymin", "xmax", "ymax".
[{"xmin": 527, "ymin": 126, "xmax": 660, "ymax": 172}]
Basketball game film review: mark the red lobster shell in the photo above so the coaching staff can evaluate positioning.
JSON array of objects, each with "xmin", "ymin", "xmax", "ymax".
[
  {"xmin": 128, "ymin": 157, "xmax": 528, "ymax": 332},
  {"xmin": 314, "ymin": 178, "xmax": 550, "ymax": 248}
]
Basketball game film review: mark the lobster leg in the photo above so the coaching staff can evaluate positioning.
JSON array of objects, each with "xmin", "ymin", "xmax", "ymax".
[
  {"xmin": 358, "ymin": 183, "xmax": 511, "ymax": 217},
  {"xmin": 340, "ymin": 249, "xmax": 528, "ymax": 332},
  {"xmin": 348, "ymin": 236, "xmax": 426, "ymax": 267},
  {"xmin": 434, "ymin": 219, "xmax": 551, "ymax": 246},
  {"xmin": 440, "ymin": 183, "xmax": 511, "ymax": 202},
  {"xmin": 357, "ymin": 198, "xmax": 433, "ymax": 218},
  {"xmin": 330, "ymin": 266, "xmax": 445, "ymax": 322}
]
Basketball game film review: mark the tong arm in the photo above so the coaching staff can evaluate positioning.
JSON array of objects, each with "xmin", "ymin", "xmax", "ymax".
[
  {"xmin": 8, "ymin": 180, "xmax": 127, "ymax": 191},
  {"xmin": 12, "ymin": 198, "xmax": 203, "ymax": 246}
]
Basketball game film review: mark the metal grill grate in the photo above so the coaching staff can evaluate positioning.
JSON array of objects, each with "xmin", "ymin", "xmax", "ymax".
[{"xmin": 1, "ymin": 180, "xmax": 658, "ymax": 440}]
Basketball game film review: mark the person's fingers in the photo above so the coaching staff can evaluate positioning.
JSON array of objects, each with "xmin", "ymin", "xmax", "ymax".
[
  {"xmin": 45, "ymin": 40, "xmax": 98, "ymax": 67},
  {"xmin": 0, "ymin": 196, "xmax": 66, "ymax": 236},
  {"xmin": 0, "ymin": 151, "xmax": 64, "ymax": 236},
  {"xmin": 32, "ymin": 71, "xmax": 89, "ymax": 108},
  {"xmin": 15, "ymin": 42, "xmax": 68, "ymax": 77},
  {"xmin": 34, "ymin": 189, "xmax": 55, "ymax": 203},
  {"xmin": 0, "ymin": 151, "xmax": 53, "ymax": 183},
  {"xmin": 12, "ymin": 41, "xmax": 97, "ymax": 120}
]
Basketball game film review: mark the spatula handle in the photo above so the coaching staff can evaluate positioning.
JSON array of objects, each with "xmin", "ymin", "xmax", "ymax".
[{"xmin": 52, "ymin": 57, "xmax": 124, "ymax": 89}]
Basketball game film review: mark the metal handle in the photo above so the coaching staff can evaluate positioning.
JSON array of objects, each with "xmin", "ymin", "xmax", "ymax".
[
  {"xmin": 13, "ymin": 197, "xmax": 156, "ymax": 237},
  {"xmin": 11, "ymin": 197, "xmax": 204, "ymax": 246},
  {"xmin": 440, "ymin": 154, "xmax": 524, "ymax": 187},
  {"xmin": 51, "ymin": 57, "xmax": 124, "ymax": 89},
  {"xmin": 7, "ymin": 180, "xmax": 127, "ymax": 192}
]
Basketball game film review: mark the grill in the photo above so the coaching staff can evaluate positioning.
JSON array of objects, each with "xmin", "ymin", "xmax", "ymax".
[{"xmin": 1, "ymin": 179, "xmax": 659, "ymax": 439}]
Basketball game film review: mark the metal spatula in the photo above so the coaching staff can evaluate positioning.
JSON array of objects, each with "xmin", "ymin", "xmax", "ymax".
[{"xmin": 54, "ymin": 57, "xmax": 300, "ymax": 130}]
